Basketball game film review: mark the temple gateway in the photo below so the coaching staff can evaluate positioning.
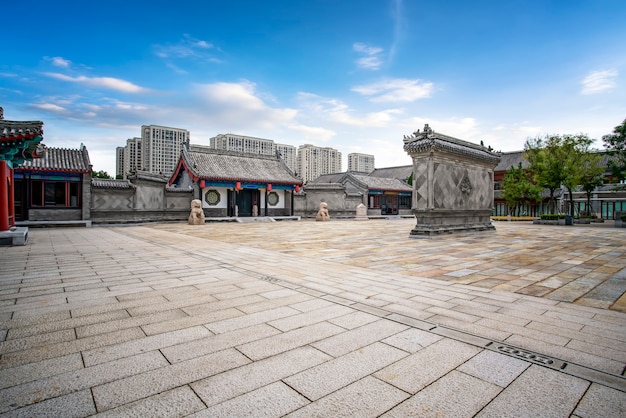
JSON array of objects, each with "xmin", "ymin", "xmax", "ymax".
[{"xmin": 403, "ymin": 124, "xmax": 501, "ymax": 236}]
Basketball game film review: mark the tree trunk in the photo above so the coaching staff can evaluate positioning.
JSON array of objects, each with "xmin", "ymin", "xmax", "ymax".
[{"xmin": 567, "ymin": 188, "xmax": 575, "ymax": 216}]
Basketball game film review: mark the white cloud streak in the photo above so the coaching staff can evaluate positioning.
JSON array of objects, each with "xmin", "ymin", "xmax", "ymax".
[
  {"xmin": 353, "ymin": 42, "xmax": 384, "ymax": 70},
  {"xmin": 581, "ymin": 69, "xmax": 618, "ymax": 95},
  {"xmin": 352, "ymin": 78, "xmax": 434, "ymax": 102},
  {"xmin": 44, "ymin": 73, "xmax": 149, "ymax": 93},
  {"xmin": 48, "ymin": 56, "xmax": 72, "ymax": 68}
]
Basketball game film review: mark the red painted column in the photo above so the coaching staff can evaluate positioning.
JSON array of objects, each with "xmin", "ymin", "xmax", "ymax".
[
  {"xmin": 8, "ymin": 167, "xmax": 15, "ymax": 228},
  {"xmin": 0, "ymin": 161, "xmax": 9, "ymax": 231}
]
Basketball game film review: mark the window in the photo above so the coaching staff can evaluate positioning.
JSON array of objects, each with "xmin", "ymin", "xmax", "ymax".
[{"xmin": 31, "ymin": 180, "xmax": 80, "ymax": 207}]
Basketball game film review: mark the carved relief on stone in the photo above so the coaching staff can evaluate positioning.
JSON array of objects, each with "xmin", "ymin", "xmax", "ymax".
[{"xmin": 459, "ymin": 174, "xmax": 473, "ymax": 196}]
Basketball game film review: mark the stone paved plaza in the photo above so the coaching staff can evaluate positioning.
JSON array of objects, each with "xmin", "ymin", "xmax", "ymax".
[{"xmin": 0, "ymin": 219, "xmax": 624, "ymax": 416}]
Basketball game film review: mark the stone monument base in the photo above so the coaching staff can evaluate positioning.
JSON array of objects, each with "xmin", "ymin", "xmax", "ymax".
[
  {"xmin": 409, "ymin": 209, "xmax": 494, "ymax": 237},
  {"xmin": 0, "ymin": 227, "xmax": 29, "ymax": 246}
]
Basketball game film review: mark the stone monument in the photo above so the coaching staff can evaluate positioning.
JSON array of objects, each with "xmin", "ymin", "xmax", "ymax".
[
  {"xmin": 354, "ymin": 203, "xmax": 368, "ymax": 221},
  {"xmin": 315, "ymin": 202, "xmax": 331, "ymax": 221},
  {"xmin": 188, "ymin": 199, "xmax": 205, "ymax": 225},
  {"xmin": 403, "ymin": 124, "xmax": 500, "ymax": 236}
]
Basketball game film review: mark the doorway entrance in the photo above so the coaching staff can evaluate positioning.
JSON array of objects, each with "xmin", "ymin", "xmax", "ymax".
[{"xmin": 237, "ymin": 189, "xmax": 260, "ymax": 217}]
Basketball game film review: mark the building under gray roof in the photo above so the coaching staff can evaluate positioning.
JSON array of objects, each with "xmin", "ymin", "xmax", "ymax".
[
  {"xmin": 494, "ymin": 151, "xmax": 527, "ymax": 172},
  {"xmin": 18, "ymin": 144, "xmax": 92, "ymax": 173},
  {"xmin": 171, "ymin": 146, "xmax": 302, "ymax": 186},
  {"xmin": 310, "ymin": 171, "xmax": 411, "ymax": 193}
]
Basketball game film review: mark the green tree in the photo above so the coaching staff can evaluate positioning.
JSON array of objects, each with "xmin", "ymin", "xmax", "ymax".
[
  {"xmin": 502, "ymin": 162, "xmax": 542, "ymax": 217},
  {"xmin": 524, "ymin": 135, "xmax": 569, "ymax": 214},
  {"xmin": 560, "ymin": 134, "xmax": 597, "ymax": 217},
  {"xmin": 92, "ymin": 170, "xmax": 112, "ymax": 179},
  {"xmin": 602, "ymin": 118, "xmax": 626, "ymax": 182},
  {"xmin": 579, "ymin": 152, "xmax": 605, "ymax": 216}
]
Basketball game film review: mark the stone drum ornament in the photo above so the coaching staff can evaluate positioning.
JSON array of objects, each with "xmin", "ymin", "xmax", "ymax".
[
  {"xmin": 316, "ymin": 202, "xmax": 331, "ymax": 221},
  {"xmin": 188, "ymin": 199, "xmax": 205, "ymax": 225},
  {"xmin": 403, "ymin": 124, "xmax": 500, "ymax": 236}
]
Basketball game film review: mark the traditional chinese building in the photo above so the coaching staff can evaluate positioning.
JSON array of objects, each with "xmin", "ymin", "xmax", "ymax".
[
  {"xmin": 168, "ymin": 145, "xmax": 303, "ymax": 218},
  {"xmin": 14, "ymin": 145, "xmax": 92, "ymax": 224},
  {"xmin": 309, "ymin": 171, "xmax": 412, "ymax": 216},
  {"xmin": 0, "ymin": 108, "xmax": 45, "ymax": 244}
]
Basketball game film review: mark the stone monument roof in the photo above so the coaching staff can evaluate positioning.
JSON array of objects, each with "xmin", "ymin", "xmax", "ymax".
[{"xmin": 403, "ymin": 124, "xmax": 501, "ymax": 164}]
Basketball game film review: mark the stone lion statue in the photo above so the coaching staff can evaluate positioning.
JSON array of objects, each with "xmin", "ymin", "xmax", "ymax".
[
  {"xmin": 188, "ymin": 199, "xmax": 205, "ymax": 225},
  {"xmin": 316, "ymin": 202, "xmax": 330, "ymax": 221}
]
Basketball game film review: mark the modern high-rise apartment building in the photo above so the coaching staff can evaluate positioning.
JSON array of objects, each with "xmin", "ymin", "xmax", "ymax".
[
  {"xmin": 123, "ymin": 137, "xmax": 142, "ymax": 178},
  {"xmin": 275, "ymin": 143, "xmax": 297, "ymax": 173},
  {"xmin": 210, "ymin": 133, "xmax": 297, "ymax": 173},
  {"xmin": 115, "ymin": 147, "xmax": 125, "ymax": 179},
  {"xmin": 142, "ymin": 125, "xmax": 189, "ymax": 176},
  {"xmin": 348, "ymin": 153, "xmax": 375, "ymax": 173},
  {"xmin": 297, "ymin": 144, "xmax": 342, "ymax": 183}
]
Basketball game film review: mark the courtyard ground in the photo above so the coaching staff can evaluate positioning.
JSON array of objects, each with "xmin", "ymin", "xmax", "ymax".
[{"xmin": 0, "ymin": 219, "xmax": 624, "ymax": 416}]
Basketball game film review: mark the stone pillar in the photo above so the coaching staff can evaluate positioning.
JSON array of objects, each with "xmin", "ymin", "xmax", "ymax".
[{"xmin": 403, "ymin": 124, "xmax": 501, "ymax": 237}]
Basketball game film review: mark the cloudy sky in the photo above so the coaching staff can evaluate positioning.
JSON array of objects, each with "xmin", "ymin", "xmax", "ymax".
[{"xmin": 2, "ymin": 0, "xmax": 625, "ymax": 176}]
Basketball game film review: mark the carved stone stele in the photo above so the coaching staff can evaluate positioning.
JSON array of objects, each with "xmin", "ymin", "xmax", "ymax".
[
  {"xmin": 403, "ymin": 124, "xmax": 500, "ymax": 237},
  {"xmin": 355, "ymin": 203, "xmax": 368, "ymax": 221}
]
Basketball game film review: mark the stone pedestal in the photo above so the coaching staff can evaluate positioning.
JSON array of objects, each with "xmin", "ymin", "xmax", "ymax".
[
  {"xmin": 403, "ymin": 124, "xmax": 500, "ymax": 237},
  {"xmin": 0, "ymin": 227, "xmax": 28, "ymax": 246},
  {"xmin": 354, "ymin": 203, "xmax": 368, "ymax": 221}
]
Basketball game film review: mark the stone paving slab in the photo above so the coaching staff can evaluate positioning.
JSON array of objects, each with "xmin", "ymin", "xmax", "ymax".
[{"xmin": 0, "ymin": 222, "xmax": 624, "ymax": 416}]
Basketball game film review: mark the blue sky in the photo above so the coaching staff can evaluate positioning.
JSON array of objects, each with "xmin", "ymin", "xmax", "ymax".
[{"xmin": 2, "ymin": 0, "xmax": 625, "ymax": 176}]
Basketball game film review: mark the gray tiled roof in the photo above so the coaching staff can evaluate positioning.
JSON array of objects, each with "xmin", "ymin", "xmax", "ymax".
[
  {"xmin": 309, "ymin": 173, "xmax": 346, "ymax": 183},
  {"xmin": 182, "ymin": 147, "xmax": 302, "ymax": 185},
  {"xmin": 92, "ymin": 179, "xmax": 135, "ymax": 189},
  {"xmin": 403, "ymin": 124, "xmax": 500, "ymax": 164},
  {"xmin": 369, "ymin": 165, "xmax": 413, "ymax": 181},
  {"xmin": 351, "ymin": 174, "xmax": 412, "ymax": 192},
  {"xmin": 494, "ymin": 151, "xmax": 528, "ymax": 172},
  {"xmin": 0, "ymin": 120, "xmax": 44, "ymax": 141},
  {"xmin": 17, "ymin": 145, "xmax": 91, "ymax": 173}
]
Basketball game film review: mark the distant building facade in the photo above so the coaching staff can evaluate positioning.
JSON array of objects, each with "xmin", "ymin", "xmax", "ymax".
[
  {"xmin": 348, "ymin": 153, "xmax": 375, "ymax": 173},
  {"xmin": 210, "ymin": 133, "xmax": 297, "ymax": 173},
  {"xmin": 275, "ymin": 143, "xmax": 297, "ymax": 173},
  {"xmin": 297, "ymin": 144, "xmax": 342, "ymax": 183},
  {"xmin": 142, "ymin": 125, "xmax": 189, "ymax": 176},
  {"xmin": 120, "ymin": 137, "xmax": 143, "ymax": 178},
  {"xmin": 115, "ymin": 146, "xmax": 124, "ymax": 178}
]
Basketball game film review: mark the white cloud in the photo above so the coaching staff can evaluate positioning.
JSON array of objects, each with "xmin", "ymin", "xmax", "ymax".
[
  {"xmin": 352, "ymin": 78, "xmax": 434, "ymax": 102},
  {"xmin": 32, "ymin": 103, "xmax": 66, "ymax": 112},
  {"xmin": 154, "ymin": 34, "xmax": 221, "ymax": 63},
  {"xmin": 296, "ymin": 92, "xmax": 402, "ymax": 127},
  {"xmin": 195, "ymin": 81, "xmax": 297, "ymax": 129},
  {"xmin": 288, "ymin": 124, "xmax": 336, "ymax": 141},
  {"xmin": 47, "ymin": 56, "xmax": 71, "ymax": 68},
  {"xmin": 44, "ymin": 73, "xmax": 149, "ymax": 93},
  {"xmin": 353, "ymin": 42, "xmax": 384, "ymax": 70},
  {"xmin": 581, "ymin": 69, "xmax": 618, "ymax": 95}
]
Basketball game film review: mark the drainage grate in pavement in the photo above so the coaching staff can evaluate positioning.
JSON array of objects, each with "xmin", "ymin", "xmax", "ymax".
[{"xmin": 490, "ymin": 343, "xmax": 566, "ymax": 370}]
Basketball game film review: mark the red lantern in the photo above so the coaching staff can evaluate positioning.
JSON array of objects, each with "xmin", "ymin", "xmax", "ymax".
[
  {"xmin": 295, "ymin": 185, "xmax": 300, "ymax": 193},
  {"xmin": 236, "ymin": 182, "xmax": 241, "ymax": 190},
  {"xmin": 267, "ymin": 183, "xmax": 272, "ymax": 191},
  {"xmin": 199, "ymin": 180, "xmax": 205, "ymax": 188}
]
